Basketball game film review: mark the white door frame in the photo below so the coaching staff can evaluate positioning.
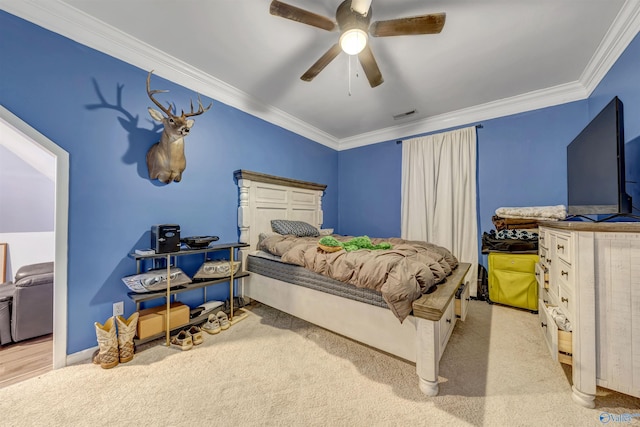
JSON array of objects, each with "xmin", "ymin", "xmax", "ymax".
[{"xmin": 0, "ymin": 105, "xmax": 69, "ymax": 369}]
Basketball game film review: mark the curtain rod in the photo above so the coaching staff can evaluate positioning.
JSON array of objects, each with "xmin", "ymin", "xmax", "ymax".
[{"xmin": 396, "ymin": 124, "xmax": 483, "ymax": 144}]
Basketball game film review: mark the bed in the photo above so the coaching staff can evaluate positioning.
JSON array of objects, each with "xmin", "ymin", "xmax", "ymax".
[{"xmin": 235, "ymin": 170, "xmax": 470, "ymax": 396}]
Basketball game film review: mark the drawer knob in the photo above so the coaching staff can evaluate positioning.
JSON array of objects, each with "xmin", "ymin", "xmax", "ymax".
[
  {"xmin": 548, "ymin": 259, "xmax": 552, "ymax": 265},
  {"xmin": 541, "ymin": 322, "xmax": 547, "ymax": 329},
  {"xmin": 557, "ymin": 244, "xmax": 564, "ymax": 250},
  {"xmin": 446, "ymin": 318, "xmax": 451, "ymax": 324},
  {"xmin": 561, "ymin": 271, "xmax": 569, "ymax": 277},
  {"xmin": 561, "ymin": 297, "xmax": 569, "ymax": 303}
]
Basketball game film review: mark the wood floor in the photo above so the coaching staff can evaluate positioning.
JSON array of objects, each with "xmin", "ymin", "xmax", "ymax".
[{"xmin": 0, "ymin": 334, "xmax": 53, "ymax": 388}]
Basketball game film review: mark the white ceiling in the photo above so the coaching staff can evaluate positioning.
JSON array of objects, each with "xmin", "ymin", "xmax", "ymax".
[{"xmin": 3, "ymin": 1, "xmax": 640, "ymax": 150}]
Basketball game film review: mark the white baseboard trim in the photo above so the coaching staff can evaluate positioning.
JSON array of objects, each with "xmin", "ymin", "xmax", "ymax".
[{"xmin": 65, "ymin": 346, "xmax": 97, "ymax": 366}]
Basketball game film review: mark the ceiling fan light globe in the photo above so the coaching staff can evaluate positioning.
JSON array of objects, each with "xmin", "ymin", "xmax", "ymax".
[{"xmin": 340, "ymin": 29, "xmax": 368, "ymax": 55}]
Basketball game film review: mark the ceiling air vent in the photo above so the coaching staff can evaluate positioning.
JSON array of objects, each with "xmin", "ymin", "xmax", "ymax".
[{"xmin": 393, "ymin": 109, "xmax": 417, "ymax": 120}]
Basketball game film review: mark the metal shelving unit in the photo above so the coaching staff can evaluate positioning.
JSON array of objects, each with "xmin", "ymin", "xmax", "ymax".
[{"xmin": 128, "ymin": 242, "xmax": 249, "ymax": 346}]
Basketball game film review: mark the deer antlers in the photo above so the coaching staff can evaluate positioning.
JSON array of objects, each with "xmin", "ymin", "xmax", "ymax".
[
  {"xmin": 145, "ymin": 70, "xmax": 213, "ymax": 184},
  {"xmin": 146, "ymin": 70, "xmax": 212, "ymax": 118}
]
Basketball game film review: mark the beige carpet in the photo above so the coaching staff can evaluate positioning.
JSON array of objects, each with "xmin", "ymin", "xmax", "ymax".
[{"xmin": 0, "ymin": 300, "xmax": 638, "ymax": 427}]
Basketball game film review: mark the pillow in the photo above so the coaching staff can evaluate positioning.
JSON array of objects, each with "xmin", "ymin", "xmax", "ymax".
[
  {"xmin": 318, "ymin": 228, "xmax": 334, "ymax": 236},
  {"xmin": 258, "ymin": 232, "xmax": 279, "ymax": 243},
  {"xmin": 271, "ymin": 220, "xmax": 320, "ymax": 237}
]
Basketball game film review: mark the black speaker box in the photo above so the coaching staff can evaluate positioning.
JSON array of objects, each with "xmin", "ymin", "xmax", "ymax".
[{"xmin": 151, "ymin": 224, "xmax": 181, "ymax": 254}]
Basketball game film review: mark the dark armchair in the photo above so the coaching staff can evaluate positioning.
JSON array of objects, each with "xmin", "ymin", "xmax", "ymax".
[{"xmin": 0, "ymin": 262, "xmax": 54, "ymax": 345}]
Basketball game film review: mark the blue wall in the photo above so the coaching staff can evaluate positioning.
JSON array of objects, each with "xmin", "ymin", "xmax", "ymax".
[
  {"xmin": 338, "ymin": 33, "xmax": 640, "ymax": 265},
  {"xmin": 0, "ymin": 11, "xmax": 338, "ymax": 353},
  {"xmin": 2, "ymin": 9, "xmax": 640, "ymax": 354},
  {"xmin": 337, "ymin": 141, "xmax": 402, "ymax": 238}
]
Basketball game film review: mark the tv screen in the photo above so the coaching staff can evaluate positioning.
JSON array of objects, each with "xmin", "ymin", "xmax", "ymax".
[{"xmin": 567, "ymin": 96, "xmax": 631, "ymax": 216}]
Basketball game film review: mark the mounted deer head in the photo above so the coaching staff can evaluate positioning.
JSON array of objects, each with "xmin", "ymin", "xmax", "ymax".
[{"xmin": 145, "ymin": 70, "xmax": 212, "ymax": 183}]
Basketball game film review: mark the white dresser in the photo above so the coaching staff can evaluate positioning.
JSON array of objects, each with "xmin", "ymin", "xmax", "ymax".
[{"xmin": 536, "ymin": 221, "xmax": 640, "ymax": 408}]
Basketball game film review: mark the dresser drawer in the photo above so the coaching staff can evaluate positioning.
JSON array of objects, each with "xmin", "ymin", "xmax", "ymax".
[
  {"xmin": 554, "ymin": 232, "xmax": 572, "ymax": 264},
  {"xmin": 548, "ymin": 268, "xmax": 559, "ymax": 300},
  {"xmin": 539, "ymin": 246, "xmax": 549, "ymax": 266},
  {"xmin": 439, "ymin": 299, "xmax": 456, "ymax": 355},
  {"xmin": 538, "ymin": 228, "xmax": 548, "ymax": 249},
  {"xmin": 558, "ymin": 330, "xmax": 573, "ymax": 366},
  {"xmin": 539, "ymin": 301, "xmax": 558, "ymax": 362},
  {"xmin": 539, "ymin": 301, "xmax": 573, "ymax": 365},
  {"xmin": 557, "ymin": 258, "xmax": 573, "ymax": 290},
  {"xmin": 535, "ymin": 262, "xmax": 548, "ymax": 290},
  {"xmin": 559, "ymin": 284, "xmax": 573, "ymax": 318},
  {"xmin": 455, "ymin": 281, "xmax": 470, "ymax": 321}
]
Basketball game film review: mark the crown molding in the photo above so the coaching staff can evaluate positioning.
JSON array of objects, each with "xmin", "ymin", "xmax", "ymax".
[
  {"xmin": 338, "ymin": 81, "xmax": 589, "ymax": 150},
  {"xmin": 2, "ymin": 0, "xmax": 638, "ymax": 152},
  {"xmin": 0, "ymin": 0, "xmax": 341, "ymax": 150},
  {"xmin": 580, "ymin": 0, "xmax": 640, "ymax": 95},
  {"xmin": 338, "ymin": 0, "xmax": 640, "ymax": 150}
]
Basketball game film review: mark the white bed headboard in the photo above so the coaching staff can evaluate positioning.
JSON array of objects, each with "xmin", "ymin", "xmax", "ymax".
[{"xmin": 235, "ymin": 170, "xmax": 327, "ymax": 264}]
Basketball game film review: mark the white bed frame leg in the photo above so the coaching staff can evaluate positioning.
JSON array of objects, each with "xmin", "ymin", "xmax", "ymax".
[{"xmin": 415, "ymin": 317, "xmax": 441, "ymax": 396}]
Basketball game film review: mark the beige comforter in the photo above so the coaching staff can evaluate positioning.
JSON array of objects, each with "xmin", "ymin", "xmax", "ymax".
[{"xmin": 258, "ymin": 234, "xmax": 458, "ymax": 322}]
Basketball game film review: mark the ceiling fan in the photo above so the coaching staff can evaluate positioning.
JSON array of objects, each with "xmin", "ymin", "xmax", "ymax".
[{"xmin": 270, "ymin": 0, "xmax": 446, "ymax": 88}]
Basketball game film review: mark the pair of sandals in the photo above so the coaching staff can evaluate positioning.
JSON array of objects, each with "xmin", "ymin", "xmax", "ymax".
[
  {"xmin": 171, "ymin": 325, "xmax": 205, "ymax": 351},
  {"xmin": 201, "ymin": 311, "xmax": 230, "ymax": 335}
]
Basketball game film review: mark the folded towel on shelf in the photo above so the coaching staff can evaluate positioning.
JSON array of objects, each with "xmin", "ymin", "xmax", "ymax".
[
  {"xmin": 495, "ymin": 205, "xmax": 567, "ymax": 221},
  {"xmin": 492, "ymin": 215, "xmax": 539, "ymax": 231},
  {"xmin": 481, "ymin": 231, "xmax": 538, "ymax": 253},
  {"xmin": 494, "ymin": 229, "xmax": 539, "ymax": 241}
]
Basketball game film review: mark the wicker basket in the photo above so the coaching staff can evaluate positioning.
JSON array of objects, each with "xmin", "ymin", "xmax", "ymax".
[{"xmin": 318, "ymin": 243, "xmax": 343, "ymax": 253}]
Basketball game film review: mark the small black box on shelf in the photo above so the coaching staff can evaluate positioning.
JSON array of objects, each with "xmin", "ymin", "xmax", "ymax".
[{"xmin": 151, "ymin": 224, "xmax": 180, "ymax": 254}]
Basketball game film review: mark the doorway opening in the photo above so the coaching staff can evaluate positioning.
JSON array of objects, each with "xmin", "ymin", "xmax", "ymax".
[{"xmin": 0, "ymin": 106, "xmax": 69, "ymax": 371}]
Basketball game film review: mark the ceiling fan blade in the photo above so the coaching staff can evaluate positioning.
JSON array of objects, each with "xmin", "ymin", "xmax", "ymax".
[
  {"xmin": 301, "ymin": 43, "xmax": 342, "ymax": 82},
  {"xmin": 270, "ymin": 0, "xmax": 336, "ymax": 31},
  {"xmin": 357, "ymin": 44, "xmax": 383, "ymax": 88},
  {"xmin": 370, "ymin": 13, "xmax": 446, "ymax": 37}
]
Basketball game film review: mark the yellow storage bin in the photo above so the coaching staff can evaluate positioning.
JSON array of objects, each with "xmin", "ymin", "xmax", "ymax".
[{"xmin": 488, "ymin": 252, "xmax": 539, "ymax": 311}]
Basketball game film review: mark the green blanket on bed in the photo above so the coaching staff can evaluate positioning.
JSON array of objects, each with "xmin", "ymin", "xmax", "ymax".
[{"xmin": 318, "ymin": 235, "xmax": 392, "ymax": 252}]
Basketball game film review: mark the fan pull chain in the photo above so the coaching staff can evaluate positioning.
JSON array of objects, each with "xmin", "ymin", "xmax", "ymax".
[{"xmin": 348, "ymin": 55, "xmax": 352, "ymax": 96}]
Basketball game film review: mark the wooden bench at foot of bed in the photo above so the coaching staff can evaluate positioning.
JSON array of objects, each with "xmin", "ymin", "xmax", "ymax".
[{"xmin": 412, "ymin": 262, "xmax": 471, "ymax": 395}]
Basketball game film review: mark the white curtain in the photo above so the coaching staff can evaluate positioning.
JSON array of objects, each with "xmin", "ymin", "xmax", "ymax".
[{"xmin": 401, "ymin": 126, "xmax": 478, "ymax": 296}]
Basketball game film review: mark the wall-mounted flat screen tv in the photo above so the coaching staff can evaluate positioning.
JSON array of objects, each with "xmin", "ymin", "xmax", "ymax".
[{"xmin": 567, "ymin": 96, "xmax": 631, "ymax": 216}]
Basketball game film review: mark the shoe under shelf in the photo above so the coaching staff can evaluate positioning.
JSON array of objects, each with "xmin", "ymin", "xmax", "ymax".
[{"xmin": 134, "ymin": 306, "xmax": 251, "ymax": 346}]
